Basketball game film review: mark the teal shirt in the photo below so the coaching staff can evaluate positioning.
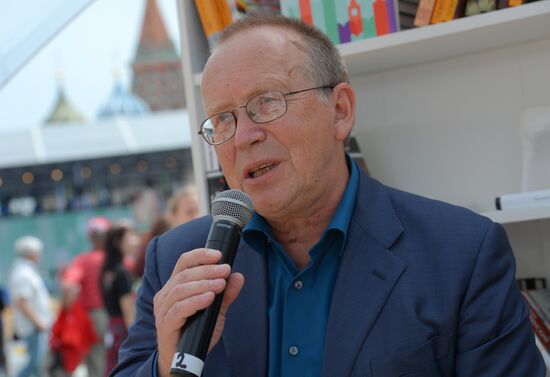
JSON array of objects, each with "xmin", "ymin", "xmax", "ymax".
[{"xmin": 243, "ymin": 157, "xmax": 360, "ymax": 377}]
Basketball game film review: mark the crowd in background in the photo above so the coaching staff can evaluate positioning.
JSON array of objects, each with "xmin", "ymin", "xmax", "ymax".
[{"xmin": 0, "ymin": 185, "xmax": 199, "ymax": 377}]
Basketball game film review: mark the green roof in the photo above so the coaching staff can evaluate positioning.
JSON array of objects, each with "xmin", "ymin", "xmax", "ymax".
[{"xmin": 45, "ymin": 87, "xmax": 86, "ymax": 124}]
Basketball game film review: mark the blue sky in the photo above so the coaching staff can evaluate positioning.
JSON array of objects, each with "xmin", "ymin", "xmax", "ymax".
[{"xmin": 0, "ymin": 0, "xmax": 180, "ymax": 132}]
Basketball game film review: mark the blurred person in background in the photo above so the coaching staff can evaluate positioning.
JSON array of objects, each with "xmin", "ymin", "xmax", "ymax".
[
  {"xmin": 8, "ymin": 236, "xmax": 53, "ymax": 377},
  {"xmin": 116, "ymin": 220, "xmax": 143, "ymax": 276},
  {"xmin": 132, "ymin": 186, "xmax": 199, "ymax": 280},
  {"xmin": 132, "ymin": 180, "xmax": 163, "ymax": 231},
  {"xmin": 100, "ymin": 223, "xmax": 138, "ymax": 376},
  {"xmin": 165, "ymin": 185, "xmax": 199, "ymax": 228},
  {"xmin": 61, "ymin": 216, "xmax": 111, "ymax": 377},
  {"xmin": 133, "ymin": 217, "xmax": 170, "ymax": 279},
  {"xmin": 0, "ymin": 285, "xmax": 7, "ymax": 377}
]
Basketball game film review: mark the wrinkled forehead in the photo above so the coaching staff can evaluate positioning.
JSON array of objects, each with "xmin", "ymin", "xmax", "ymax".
[{"xmin": 205, "ymin": 27, "xmax": 310, "ymax": 81}]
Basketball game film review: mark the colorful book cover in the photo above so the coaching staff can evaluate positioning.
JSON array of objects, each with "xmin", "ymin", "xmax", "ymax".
[
  {"xmin": 236, "ymin": 0, "xmax": 281, "ymax": 14},
  {"xmin": 195, "ymin": 0, "xmax": 225, "ymax": 45},
  {"xmin": 300, "ymin": 0, "xmax": 314, "ymax": 24},
  {"xmin": 386, "ymin": 0, "xmax": 399, "ymax": 32},
  {"xmin": 373, "ymin": 0, "xmax": 391, "ymax": 35},
  {"xmin": 196, "ymin": 1, "xmax": 249, "ymax": 47},
  {"xmin": 281, "ymin": 0, "xmax": 381, "ymax": 44},
  {"xmin": 414, "ymin": 0, "xmax": 436, "ymax": 26},
  {"xmin": 430, "ymin": 0, "xmax": 465, "ymax": 23},
  {"xmin": 215, "ymin": 0, "xmax": 233, "ymax": 27},
  {"xmin": 508, "ymin": 0, "xmax": 524, "ymax": 6}
]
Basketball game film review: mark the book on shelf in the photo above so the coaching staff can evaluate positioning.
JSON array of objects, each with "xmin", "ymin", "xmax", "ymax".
[
  {"xmin": 208, "ymin": 175, "xmax": 230, "ymax": 206},
  {"xmin": 195, "ymin": 1, "xmax": 281, "ymax": 47},
  {"xmin": 281, "ymin": 0, "xmax": 399, "ymax": 44},
  {"xmin": 194, "ymin": 0, "xmax": 233, "ymax": 46},
  {"xmin": 464, "ymin": 0, "xmax": 496, "ymax": 16},
  {"xmin": 518, "ymin": 277, "xmax": 547, "ymax": 292},
  {"xmin": 414, "ymin": 0, "xmax": 436, "ymax": 26},
  {"xmin": 373, "ymin": 0, "xmax": 400, "ymax": 34},
  {"xmin": 202, "ymin": 143, "xmax": 221, "ymax": 173},
  {"xmin": 517, "ymin": 281, "xmax": 550, "ymax": 363},
  {"xmin": 497, "ymin": 0, "xmax": 509, "ymax": 8},
  {"xmin": 399, "ymin": 0, "xmax": 420, "ymax": 29},
  {"xmin": 373, "ymin": 0, "xmax": 391, "ymax": 34},
  {"xmin": 524, "ymin": 289, "xmax": 550, "ymax": 326},
  {"xmin": 430, "ymin": 0, "xmax": 466, "ymax": 23},
  {"xmin": 522, "ymin": 292, "xmax": 550, "ymax": 350}
]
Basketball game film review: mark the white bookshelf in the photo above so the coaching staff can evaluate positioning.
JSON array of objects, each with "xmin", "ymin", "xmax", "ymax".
[
  {"xmin": 341, "ymin": 0, "xmax": 550, "ymax": 76},
  {"xmin": 177, "ymin": 1, "xmax": 550, "ymax": 280},
  {"xmin": 190, "ymin": 1, "xmax": 550, "ymax": 84}
]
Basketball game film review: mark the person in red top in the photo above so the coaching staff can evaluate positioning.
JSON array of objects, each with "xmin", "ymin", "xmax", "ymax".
[{"xmin": 62, "ymin": 216, "xmax": 111, "ymax": 377}]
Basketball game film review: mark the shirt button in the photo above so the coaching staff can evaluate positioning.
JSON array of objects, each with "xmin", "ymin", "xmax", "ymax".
[
  {"xmin": 293, "ymin": 280, "xmax": 303, "ymax": 290},
  {"xmin": 288, "ymin": 345, "xmax": 299, "ymax": 356}
]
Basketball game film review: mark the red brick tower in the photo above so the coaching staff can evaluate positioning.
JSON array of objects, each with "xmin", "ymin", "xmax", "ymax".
[{"xmin": 131, "ymin": 0, "xmax": 186, "ymax": 112}]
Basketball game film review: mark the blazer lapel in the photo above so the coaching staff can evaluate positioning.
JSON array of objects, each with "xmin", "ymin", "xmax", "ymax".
[
  {"xmin": 323, "ymin": 173, "xmax": 407, "ymax": 377},
  {"xmin": 223, "ymin": 242, "xmax": 268, "ymax": 377}
]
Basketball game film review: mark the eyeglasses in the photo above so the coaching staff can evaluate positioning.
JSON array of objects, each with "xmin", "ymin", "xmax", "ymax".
[{"xmin": 198, "ymin": 85, "xmax": 334, "ymax": 145}]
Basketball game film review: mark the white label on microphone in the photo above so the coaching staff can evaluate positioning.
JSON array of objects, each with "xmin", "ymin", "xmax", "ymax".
[{"xmin": 171, "ymin": 352, "xmax": 204, "ymax": 376}]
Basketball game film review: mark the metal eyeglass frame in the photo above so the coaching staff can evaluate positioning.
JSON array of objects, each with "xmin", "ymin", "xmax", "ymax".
[{"xmin": 198, "ymin": 85, "xmax": 335, "ymax": 145}]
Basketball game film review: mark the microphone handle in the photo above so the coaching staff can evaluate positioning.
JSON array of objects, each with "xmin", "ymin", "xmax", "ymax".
[{"xmin": 170, "ymin": 220, "xmax": 242, "ymax": 377}]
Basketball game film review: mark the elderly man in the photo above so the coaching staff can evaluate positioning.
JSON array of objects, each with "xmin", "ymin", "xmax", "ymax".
[
  {"xmin": 8, "ymin": 236, "xmax": 53, "ymax": 377},
  {"xmin": 111, "ymin": 15, "xmax": 545, "ymax": 377}
]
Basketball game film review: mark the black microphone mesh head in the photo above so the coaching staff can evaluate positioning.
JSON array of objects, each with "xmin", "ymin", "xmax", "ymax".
[{"xmin": 211, "ymin": 189, "xmax": 254, "ymax": 228}]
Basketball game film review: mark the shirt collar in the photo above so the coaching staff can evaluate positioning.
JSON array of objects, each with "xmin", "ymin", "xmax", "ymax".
[
  {"xmin": 326, "ymin": 155, "xmax": 359, "ymax": 236},
  {"xmin": 243, "ymin": 154, "xmax": 360, "ymax": 252}
]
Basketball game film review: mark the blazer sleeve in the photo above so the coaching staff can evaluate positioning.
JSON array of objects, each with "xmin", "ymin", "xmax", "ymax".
[
  {"xmin": 455, "ymin": 222, "xmax": 546, "ymax": 376},
  {"xmin": 110, "ymin": 236, "xmax": 163, "ymax": 377}
]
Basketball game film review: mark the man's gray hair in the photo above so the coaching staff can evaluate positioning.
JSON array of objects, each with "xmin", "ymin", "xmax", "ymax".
[
  {"xmin": 14, "ymin": 236, "xmax": 43, "ymax": 258},
  {"xmin": 213, "ymin": 14, "xmax": 349, "ymax": 90}
]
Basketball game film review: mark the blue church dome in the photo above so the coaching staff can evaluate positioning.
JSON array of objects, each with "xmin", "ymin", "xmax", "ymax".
[{"xmin": 97, "ymin": 80, "xmax": 150, "ymax": 119}]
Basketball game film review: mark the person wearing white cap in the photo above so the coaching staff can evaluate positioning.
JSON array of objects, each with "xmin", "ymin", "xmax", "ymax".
[{"xmin": 8, "ymin": 236, "xmax": 53, "ymax": 377}]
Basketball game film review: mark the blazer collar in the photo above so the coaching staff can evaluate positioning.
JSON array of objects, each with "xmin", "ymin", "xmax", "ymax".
[{"xmin": 322, "ymin": 171, "xmax": 406, "ymax": 377}]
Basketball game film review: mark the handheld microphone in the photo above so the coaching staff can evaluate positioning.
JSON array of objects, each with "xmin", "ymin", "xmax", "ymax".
[{"xmin": 170, "ymin": 189, "xmax": 254, "ymax": 377}]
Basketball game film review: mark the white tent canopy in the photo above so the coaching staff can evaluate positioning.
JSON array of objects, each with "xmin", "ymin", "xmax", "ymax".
[{"xmin": 0, "ymin": 110, "xmax": 191, "ymax": 168}]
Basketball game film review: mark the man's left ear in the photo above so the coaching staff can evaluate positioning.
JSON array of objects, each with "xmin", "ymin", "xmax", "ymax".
[{"xmin": 331, "ymin": 83, "xmax": 355, "ymax": 141}]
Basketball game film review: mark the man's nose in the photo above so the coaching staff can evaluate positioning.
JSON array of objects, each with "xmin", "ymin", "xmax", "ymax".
[{"xmin": 233, "ymin": 108, "xmax": 266, "ymax": 148}]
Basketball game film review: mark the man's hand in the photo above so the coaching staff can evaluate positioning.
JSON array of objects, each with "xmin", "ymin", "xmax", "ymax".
[{"xmin": 153, "ymin": 248, "xmax": 244, "ymax": 377}]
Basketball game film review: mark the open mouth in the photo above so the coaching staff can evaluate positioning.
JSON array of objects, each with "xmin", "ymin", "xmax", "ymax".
[{"xmin": 249, "ymin": 164, "xmax": 273, "ymax": 178}]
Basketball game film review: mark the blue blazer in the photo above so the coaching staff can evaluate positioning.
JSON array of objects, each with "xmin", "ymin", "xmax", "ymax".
[{"xmin": 112, "ymin": 171, "xmax": 545, "ymax": 377}]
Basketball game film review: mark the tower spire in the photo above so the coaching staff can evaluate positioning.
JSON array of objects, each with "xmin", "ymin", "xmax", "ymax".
[
  {"xmin": 131, "ymin": 0, "xmax": 186, "ymax": 112},
  {"xmin": 136, "ymin": 0, "xmax": 174, "ymax": 58}
]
